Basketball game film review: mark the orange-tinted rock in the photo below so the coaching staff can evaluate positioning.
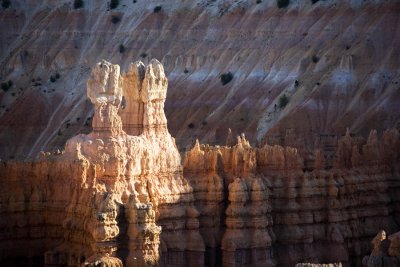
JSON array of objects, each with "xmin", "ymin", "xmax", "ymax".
[{"xmin": 1, "ymin": 59, "xmax": 400, "ymax": 267}]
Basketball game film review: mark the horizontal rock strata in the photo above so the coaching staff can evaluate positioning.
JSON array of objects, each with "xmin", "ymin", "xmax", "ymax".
[{"xmin": 0, "ymin": 60, "xmax": 399, "ymax": 267}]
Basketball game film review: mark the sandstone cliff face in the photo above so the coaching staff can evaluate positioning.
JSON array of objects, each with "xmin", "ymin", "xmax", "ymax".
[{"xmin": 0, "ymin": 0, "xmax": 400, "ymax": 159}]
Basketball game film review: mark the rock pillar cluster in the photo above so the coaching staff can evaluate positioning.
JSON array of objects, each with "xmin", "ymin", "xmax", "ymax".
[
  {"xmin": 0, "ymin": 59, "xmax": 203, "ymax": 266},
  {"xmin": 0, "ymin": 59, "xmax": 400, "ymax": 267}
]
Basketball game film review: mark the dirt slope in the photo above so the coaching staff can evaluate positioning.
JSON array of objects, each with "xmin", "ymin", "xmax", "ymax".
[{"xmin": 0, "ymin": 0, "xmax": 399, "ymax": 159}]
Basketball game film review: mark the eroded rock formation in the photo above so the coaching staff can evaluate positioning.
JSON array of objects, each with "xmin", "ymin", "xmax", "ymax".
[
  {"xmin": 0, "ymin": 59, "xmax": 203, "ymax": 266},
  {"xmin": 0, "ymin": 59, "xmax": 400, "ymax": 267},
  {"xmin": 183, "ymin": 129, "xmax": 400, "ymax": 266},
  {"xmin": 362, "ymin": 230, "xmax": 400, "ymax": 267}
]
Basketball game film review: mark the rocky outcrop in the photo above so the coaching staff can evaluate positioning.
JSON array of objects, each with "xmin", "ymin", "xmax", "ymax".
[
  {"xmin": 362, "ymin": 230, "xmax": 400, "ymax": 267},
  {"xmin": 1, "ymin": 1, "xmax": 400, "ymax": 159},
  {"xmin": 1, "ymin": 59, "xmax": 400, "ymax": 267},
  {"xmin": 0, "ymin": 59, "xmax": 204, "ymax": 266},
  {"xmin": 183, "ymin": 128, "xmax": 400, "ymax": 266}
]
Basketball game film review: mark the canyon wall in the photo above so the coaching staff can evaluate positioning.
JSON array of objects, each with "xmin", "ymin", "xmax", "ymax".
[
  {"xmin": 1, "ymin": 60, "xmax": 399, "ymax": 266},
  {"xmin": 183, "ymin": 128, "xmax": 400, "ymax": 266},
  {"xmin": 0, "ymin": 59, "xmax": 205, "ymax": 266},
  {"xmin": 1, "ymin": 0, "xmax": 400, "ymax": 159}
]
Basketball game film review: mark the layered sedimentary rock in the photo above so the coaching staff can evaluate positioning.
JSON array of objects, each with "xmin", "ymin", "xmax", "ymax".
[
  {"xmin": 183, "ymin": 128, "xmax": 400, "ymax": 266},
  {"xmin": 0, "ymin": 59, "xmax": 204, "ymax": 266},
  {"xmin": 1, "ymin": 59, "xmax": 400, "ymax": 267},
  {"xmin": 1, "ymin": 0, "xmax": 400, "ymax": 159}
]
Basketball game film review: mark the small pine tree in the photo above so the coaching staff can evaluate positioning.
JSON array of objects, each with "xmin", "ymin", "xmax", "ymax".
[
  {"xmin": 220, "ymin": 72, "xmax": 233, "ymax": 85},
  {"xmin": 111, "ymin": 15, "xmax": 121, "ymax": 24},
  {"xmin": 154, "ymin": 6, "xmax": 162, "ymax": 13},
  {"xmin": 1, "ymin": 0, "xmax": 11, "ymax": 9},
  {"xmin": 73, "ymin": 0, "xmax": 84, "ymax": 9},
  {"xmin": 110, "ymin": 0, "xmax": 119, "ymax": 9},
  {"xmin": 119, "ymin": 44, "xmax": 125, "ymax": 53},
  {"xmin": 279, "ymin": 94, "xmax": 289, "ymax": 109},
  {"xmin": 277, "ymin": 0, "xmax": 289, "ymax": 8}
]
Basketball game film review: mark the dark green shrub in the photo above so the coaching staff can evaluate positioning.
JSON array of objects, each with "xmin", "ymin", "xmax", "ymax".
[
  {"xmin": 311, "ymin": 0, "xmax": 319, "ymax": 4},
  {"xmin": 312, "ymin": 55, "xmax": 319, "ymax": 63},
  {"xmin": 188, "ymin": 123, "xmax": 194, "ymax": 129},
  {"xmin": 1, "ymin": 80, "xmax": 12, "ymax": 92},
  {"xmin": 154, "ymin": 6, "xmax": 162, "ymax": 13},
  {"xmin": 256, "ymin": 0, "xmax": 262, "ymax": 3},
  {"xmin": 220, "ymin": 72, "xmax": 233, "ymax": 85},
  {"xmin": 184, "ymin": 69, "xmax": 189, "ymax": 74},
  {"xmin": 277, "ymin": 0, "xmax": 289, "ymax": 8},
  {"xmin": 1, "ymin": 83, "xmax": 9, "ymax": 92},
  {"xmin": 73, "ymin": 0, "xmax": 84, "ymax": 9},
  {"xmin": 279, "ymin": 94, "xmax": 289, "ymax": 108},
  {"xmin": 55, "ymin": 73, "xmax": 60, "ymax": 79},
  {"xmin": 294, "ymin": 80, "xmax": 300, "ymax": 88},
  {"xmin": 110, "ymin": 0, "xmax": 119, "ymax": 9},
  {"xmin": 111, "ymin": 15, "xmax": 121, "ymax": 24},
  {"xmin": 119, "ymin": 44, "xmax": 125, "ymax": 53},
  {"xmin": 50, "ymin": 76, "xmax": 56, "ymax": 83},
  {"xmin": 1, "ymin": 0, "xmax": 10, "ymax": 9},
  {"xmin": 140, "ymin": 53, "xmax": 147, "ymax": 58}
]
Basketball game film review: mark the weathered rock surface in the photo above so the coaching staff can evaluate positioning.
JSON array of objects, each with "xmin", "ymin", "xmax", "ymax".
[
  {"xmin": 1, "ymin": 60, "xmax": 400, "ymax": 267},
  {"xmin": 183, "ymin": 128, "xmax": 400, "ymax": 266},
  {"xmin": 362, "ymin": 230, "xmax": 400, "ymax": 267},
  {"xmin": 0, "ymin": 59, "xmax": 204, "ymax": 266},
  {"xmin": 1, "ymin": 0, "xmax": 400, "ymax": 159}
]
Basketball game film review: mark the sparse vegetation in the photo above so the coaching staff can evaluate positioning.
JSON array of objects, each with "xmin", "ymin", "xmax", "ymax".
[
  {"xmin": 220, "ymin": 72, "xmax": 233, "ymax": 85},
  {"xmin": 111, "ymin": 15, "xmax": 121, "ymax": 24},
  {"xmin": 119, "ymin": 44, "xmax": 125, "ymax": 53},
  {"xmin": 110, "ymin": 0, "xmax": 119, "ymax": 9},
  {"xmin": 312, "ymin": 55, "xmax": 320, "ymax": 63},
  {"xmin": 154, "ymin": 6, "xmax": 162, "ymax": 13},
  {"xmin": 277, "ymin": 0, "xmax": 289, "ymax": 8},
  {"xmin": 73, "ymin": 0, "xmax": 84, "ymax": 9},
  {"xmin": 1, "ymin": 0, "xmax": 10, "ymax": 9},
  {"xmin": 50, "ymin": 73, "xmax": 61, "ymax": 83},
  {"xmin": 1, "ymin": 80, "xmax": 12, "ymax": 92},
  {"xmin": 279, "ymin": 94, "xmax": 289, "ymax": 109}
]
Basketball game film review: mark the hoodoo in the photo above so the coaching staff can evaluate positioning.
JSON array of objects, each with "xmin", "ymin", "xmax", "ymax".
[{"xmin": 0, "ymin": 60, "xmax": 399, "ymax": 266}]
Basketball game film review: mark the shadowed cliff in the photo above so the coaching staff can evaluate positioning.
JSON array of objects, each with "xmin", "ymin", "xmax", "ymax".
[{"xmin": 0, "ymin": 0, "xmax": 399, "ymax": 159}]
